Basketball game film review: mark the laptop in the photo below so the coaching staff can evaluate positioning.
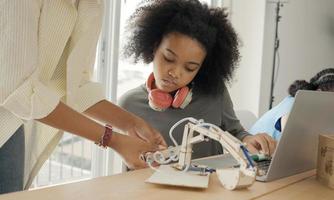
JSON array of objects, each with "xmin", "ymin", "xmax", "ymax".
[{"xmin": 193, "ymin": 90, "xmax": 334, "ymax": 182}]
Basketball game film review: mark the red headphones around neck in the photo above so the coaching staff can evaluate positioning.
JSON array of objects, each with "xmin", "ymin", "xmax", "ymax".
[{"xmin": 146, "ymin": 73, "xmax": 192, "ymax": 111}]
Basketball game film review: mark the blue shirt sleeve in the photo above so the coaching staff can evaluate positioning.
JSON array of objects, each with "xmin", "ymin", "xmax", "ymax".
[{"xmin": 249, "ymin": 96, "xmax": 295, "ymax": 140}]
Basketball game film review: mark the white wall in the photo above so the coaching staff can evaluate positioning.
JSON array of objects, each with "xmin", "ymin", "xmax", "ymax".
[
  {"xmin": 260, "ymin": 0, "xmax": 334, "ymax": 114},
  {"xmin": 228, "ymin": 0, "xmax": 334, "ymax": 117},
  {"xmin": 226, "ymin": 0, "xmax": 266, "ymax": 117}
]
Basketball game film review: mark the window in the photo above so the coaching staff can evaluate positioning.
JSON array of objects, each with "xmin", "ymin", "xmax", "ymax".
[
  {"xmin": 32, "ymin": 134, "xmax": 93, "ymax": 187},
  {"xmin": 117, "ymin": 1, "xmax": 151, "ymax": 99}
]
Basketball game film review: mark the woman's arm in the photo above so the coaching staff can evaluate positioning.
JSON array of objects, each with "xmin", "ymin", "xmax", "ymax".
[
  {"xmin": 38, "ymin": 101, "xmax": 157, "ymax": 169},
  {"xmin": 0, "ymin": 0, "xmax": 158, "ymax": 169},
  {"xmin": 38, "ymin": 102, "xmax": 104, "ymax": 143},
  {"xmin": 84, "ymin": 100, "xmax": 167, "ymax": 146}
]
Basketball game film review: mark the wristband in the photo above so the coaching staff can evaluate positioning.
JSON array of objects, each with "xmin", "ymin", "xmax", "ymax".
[{"xmin": 95, "ymin": 124, "xmax": 113, "ymax": 148}]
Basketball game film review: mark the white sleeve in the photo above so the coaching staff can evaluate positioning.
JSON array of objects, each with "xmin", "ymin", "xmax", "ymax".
[{"xmin": 0, "ymin": 0, "xmax": 61, "ymax": 120}]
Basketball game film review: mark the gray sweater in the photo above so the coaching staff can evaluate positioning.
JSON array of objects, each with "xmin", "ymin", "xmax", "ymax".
[{"xmin": 118, "ymin": 84, "xmax": 250, "ymax": 159}]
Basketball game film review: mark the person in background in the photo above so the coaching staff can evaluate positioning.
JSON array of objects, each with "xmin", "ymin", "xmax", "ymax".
[
  {"xmin": 0, "ymin": 0, "xmax": 166, "ymax": 194},
  {"xmin": 249, "ymin": 68, "xmax": 334, "ymax": 141},
  {"xmin": 118, "ymin": 0, "xmax": 276, "ymax": 160}
]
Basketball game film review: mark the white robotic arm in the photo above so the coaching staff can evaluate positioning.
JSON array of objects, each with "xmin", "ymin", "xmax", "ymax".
[{"xmin": 143, "ymin": 118, "xmax": 257, "ymax": 190}]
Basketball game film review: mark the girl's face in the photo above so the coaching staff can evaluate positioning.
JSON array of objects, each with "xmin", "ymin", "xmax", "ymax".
[{"xmin": 152, "ymin": 32, "xmax": 207, "ymax": 93}]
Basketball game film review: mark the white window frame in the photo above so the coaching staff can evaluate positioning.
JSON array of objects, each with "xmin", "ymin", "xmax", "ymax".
[{"xmin": 93, "ymin": 0, "xmax": 124, "ymax": 177}]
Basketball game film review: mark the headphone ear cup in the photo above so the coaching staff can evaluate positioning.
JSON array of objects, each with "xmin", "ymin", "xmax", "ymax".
[
  {"xmin": 172, "ymin": 87, "xmax": 192, "ymax": 109},
  {"xmin": 149, "ymin": 89, "xmax": 173, "ymax": 111},
  {"xmin": 146, "ymin": 73, "xmax": 172, "ymax": 111},
  {"xmin": 146, "ymin": 72, "xmax": 192, "ymax": 110},
  {"xmin": 146, "ymin": 73, "xmax": 155, "ymax": 91}
]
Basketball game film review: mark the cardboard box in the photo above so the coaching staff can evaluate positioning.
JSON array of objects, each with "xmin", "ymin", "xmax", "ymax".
[{"xmin": 316, "ymin": 134, "xmax": 334, "ymax": 189}]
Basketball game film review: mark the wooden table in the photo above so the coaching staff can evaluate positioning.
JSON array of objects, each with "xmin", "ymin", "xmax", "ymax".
[
  {"xmin": 256, "ymin": 176, "xmax": 334, "ymax": 200},
  {"xmin": 1, "ymin": 168, "xmax": 332, "ymax": 200}
]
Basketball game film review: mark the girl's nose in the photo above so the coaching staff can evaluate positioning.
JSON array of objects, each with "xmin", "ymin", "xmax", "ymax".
[
  {"xmin": 168, "ymin": 70, "xmax": 175, "ymax": 77},
  {"xmin": 168, "ymin": 67, "xmax": 180, "ymax": 79}
]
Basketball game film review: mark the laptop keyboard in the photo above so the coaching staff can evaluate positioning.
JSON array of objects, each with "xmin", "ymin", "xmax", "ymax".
[{"xmin": 256, "ymin": 159, "xmax": 271, "ymax": 176}]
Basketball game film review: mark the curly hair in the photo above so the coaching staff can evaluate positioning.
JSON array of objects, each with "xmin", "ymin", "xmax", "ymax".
[
  {"xmin": 288, "ymin": 68, "xmax": 334, "ymax": 97},
  {"xmin": 123, "ymin": 0, "xmax": 240, "ymax": 95}
]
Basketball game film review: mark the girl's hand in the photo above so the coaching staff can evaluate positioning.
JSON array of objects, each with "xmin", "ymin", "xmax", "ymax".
[
  {"xmin": 109, "ymin": 133, "xmax": 160, "ymax": 170},
  {"xmin": 242, "ymin": 133, "xmax": 277, "ymax": 156}
]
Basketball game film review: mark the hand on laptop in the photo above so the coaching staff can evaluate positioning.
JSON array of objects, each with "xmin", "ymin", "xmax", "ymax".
[{"xmin": 242, "ymin": 133, "xmax": 277, "ymax": 156}]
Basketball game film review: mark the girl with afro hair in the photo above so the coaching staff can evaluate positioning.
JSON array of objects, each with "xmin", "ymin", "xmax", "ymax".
[
  {"xmin": 250, "ymin": 68, "xmax": 334, "ymax": 141},
  {"xmin": 119, "ymin": 0, "xmax": 276, "ymax": 158}
]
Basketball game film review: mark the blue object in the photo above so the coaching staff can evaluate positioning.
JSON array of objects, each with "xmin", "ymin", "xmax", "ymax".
[
  {"xmin": 240, "ymin": 145, "xmax": 255, "ymax": 168},
  {"xmin": 275, "ymin": 117, "xmax": 282, "ymax": 132},
  {"xmin": 249, "ymin": 96, "xmax": 295, "ymax": 140}
]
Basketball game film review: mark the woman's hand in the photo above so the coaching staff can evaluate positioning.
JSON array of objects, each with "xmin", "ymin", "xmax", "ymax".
[
  {"xmin": 126, "ymin": 116, "xmax": 167, "ymax": 148},
  {"xmin": 83, "ymin": 100, "xmax": 167, "ymax": 148},
  {"xmin": 242, "ymin": 133, "xmax": 277, "ymax": 156},
  {"xmin": 108, "ymin": 133, "xmax": 160, "ymax": 170}
]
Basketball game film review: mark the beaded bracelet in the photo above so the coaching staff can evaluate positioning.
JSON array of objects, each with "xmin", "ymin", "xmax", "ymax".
[{"xmin": 95, "ymin": 124, "xmax": 113, "ymax": 148}]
